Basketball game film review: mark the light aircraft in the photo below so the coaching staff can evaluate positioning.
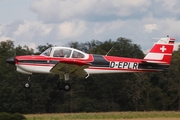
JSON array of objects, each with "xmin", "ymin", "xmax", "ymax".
[{"xmin": 6, "ymin": 36, "xmax": 175, "ymax": 91}]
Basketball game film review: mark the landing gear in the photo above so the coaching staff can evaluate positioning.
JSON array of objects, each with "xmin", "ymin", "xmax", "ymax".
[
  {"xmin": 24, "ymin": 75, "xmax": 31, "ymax": 88},
  {"xmin": 57, "ymin": 73, "xmax": 71, "ymax": 92},
  {"xmin": 23, "ymin": 74, "xmax": 72, "ymax": 92},
  {"xmin": 57, "ymin": 82, "xmax": 71, "ymax": 92}
]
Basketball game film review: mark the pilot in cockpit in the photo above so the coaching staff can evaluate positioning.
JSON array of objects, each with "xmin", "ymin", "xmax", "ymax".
[{"xmin": 58, "ymin": 49, "xmax": 64, "ymax": 57}]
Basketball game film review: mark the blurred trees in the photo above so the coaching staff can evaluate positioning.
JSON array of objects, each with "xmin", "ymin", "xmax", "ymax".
[{"xmin": 0, "ymin": 37, "xmax": 180, "ymax": 114}]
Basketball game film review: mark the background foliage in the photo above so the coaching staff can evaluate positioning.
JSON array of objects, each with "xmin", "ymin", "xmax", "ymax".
[{"xmin": 0, "ymin": 37, "xmax": 180, "ymax": 114}]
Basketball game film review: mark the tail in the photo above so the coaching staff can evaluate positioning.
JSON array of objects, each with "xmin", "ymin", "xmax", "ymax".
[{"xmin": 143, "ymin": 36, "xmax": 175, "ymax": 65}]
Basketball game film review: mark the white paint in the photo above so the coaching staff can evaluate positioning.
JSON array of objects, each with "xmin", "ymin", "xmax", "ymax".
[
  {"xmin": 160, "ymin": 46, "xmax": 167, "ymax": 52},
  {"xmin": 144, "ymin": 53, "xmax": 164, "ymax": 60},
  {"xmin": 16, "ymin": 64, "xmax": 53, "ymax": 74}
]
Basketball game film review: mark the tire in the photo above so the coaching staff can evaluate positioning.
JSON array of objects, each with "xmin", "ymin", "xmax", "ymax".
[
  {"xmin": 63, "ymin": 83, "xmax": 71, "ymax": 92},
  {"xmin": 24, "ymin": 82, "xmax": 30, "ymax": 88},
  {"xmin": 57, "ymin": 82, "xmax": 63, "ymax": 90}
]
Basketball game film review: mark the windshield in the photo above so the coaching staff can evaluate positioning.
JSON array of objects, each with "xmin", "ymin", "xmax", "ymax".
[{"xmin": 40, "ymin": 47, "xmax": 52, "ymax": 56}]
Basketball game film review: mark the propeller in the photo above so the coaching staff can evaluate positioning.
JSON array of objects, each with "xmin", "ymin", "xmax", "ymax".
[
  {"xmin": 5, "ymin": 57, "xmax": 15, "ymax": 64},
  {"xmin": 5, "ymin": 49, "xmax": 16, "ymax": 65}
]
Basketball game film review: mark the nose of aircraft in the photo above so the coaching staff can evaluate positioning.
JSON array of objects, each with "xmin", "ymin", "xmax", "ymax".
[{"xmin": 6, "ymin": 57, "xmax": 15, "ymax": 64}]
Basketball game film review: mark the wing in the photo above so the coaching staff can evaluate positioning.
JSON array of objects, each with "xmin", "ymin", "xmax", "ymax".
[{"xmin": 50, "ymin": 59, "xmax": 91, "ymax": 78}]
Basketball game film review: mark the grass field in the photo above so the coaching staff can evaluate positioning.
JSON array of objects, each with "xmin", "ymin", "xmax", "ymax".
[{"xmin": 25, "ymin": 111, "xmax": 180, "ymax": 120}]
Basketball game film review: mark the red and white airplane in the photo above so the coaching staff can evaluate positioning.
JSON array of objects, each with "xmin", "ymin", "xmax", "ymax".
[{"xmin": 6, "ymin": 36, "xmax": 175, "ymax": 91}]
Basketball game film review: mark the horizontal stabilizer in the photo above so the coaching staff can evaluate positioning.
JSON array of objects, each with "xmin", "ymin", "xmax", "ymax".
[{"xmin": 142, "ymin": 60, "xmax": 168, "ymax": 64}]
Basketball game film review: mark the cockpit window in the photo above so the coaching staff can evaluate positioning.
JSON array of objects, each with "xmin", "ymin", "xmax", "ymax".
[
  {"xmin": 40, "ymin": 47, "xmax": 52, "ymax": 56},
  {"xmin": 53, "ymin": 49, "xmax": 72, "ymax": 58},
  {"xmin": 72, "ymin": 51, "xmax": 85, "ymax": 58}
]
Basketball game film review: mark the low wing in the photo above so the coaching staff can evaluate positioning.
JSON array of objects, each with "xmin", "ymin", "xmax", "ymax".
[{"xmin": 50, "ymin": 59, "xmax": 91, "ymax": 78}]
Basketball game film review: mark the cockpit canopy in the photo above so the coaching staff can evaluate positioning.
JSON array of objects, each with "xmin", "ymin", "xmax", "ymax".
[{"xmin": 40, "ymin": 47, "xmax": 88, "ymax": 59}]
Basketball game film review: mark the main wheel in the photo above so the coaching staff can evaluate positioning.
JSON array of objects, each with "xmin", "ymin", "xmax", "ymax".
[
  {"xmin": 57, "ymin": 82, "xmax": 64, "ymax": 90},
  {"xmin": 63, "ymin": 83, "xmax": 71, "ymax": 92}
]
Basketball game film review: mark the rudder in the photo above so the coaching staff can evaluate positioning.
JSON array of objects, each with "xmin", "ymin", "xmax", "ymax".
[{"xmin": 143, "ymin": 36, "xmax": 175, "ymax": 64}]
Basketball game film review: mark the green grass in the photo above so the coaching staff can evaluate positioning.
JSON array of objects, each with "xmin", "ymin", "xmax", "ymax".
[{"xmin": 25, "ymin": 111, "xmax": 180, "ymax": 120}]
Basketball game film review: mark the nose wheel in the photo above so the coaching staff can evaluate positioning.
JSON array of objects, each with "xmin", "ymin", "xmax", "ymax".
[
  {"xmin": 24, "ymin": 82, "xmax": 30, "ymax": 88},
  {"xmin": 24, "ymin": 75, "xmax": 31, "ymax": 88}
]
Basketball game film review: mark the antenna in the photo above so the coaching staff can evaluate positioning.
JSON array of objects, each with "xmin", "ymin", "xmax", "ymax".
[{"xmin": 105, "ymin": 46, "xmax": 114, "ymax": 56}]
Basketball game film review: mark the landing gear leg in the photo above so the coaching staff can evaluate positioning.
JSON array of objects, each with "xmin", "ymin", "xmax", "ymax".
[
  {"xmin": 57, "ymin": 73, "xmax": 71, "ymax": 92},
  {"xmin": 24, "ymin": 75, "xmax": 31, "ymax": 88},
  {"xmin": 57, "ymin": 74, "xmax": 64, "ymax": 90}
]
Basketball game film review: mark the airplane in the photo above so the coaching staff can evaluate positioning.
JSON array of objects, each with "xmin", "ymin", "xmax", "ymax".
[{"xmin": 6, "ymin": 36, "xmax": 175, "ymax": 91}]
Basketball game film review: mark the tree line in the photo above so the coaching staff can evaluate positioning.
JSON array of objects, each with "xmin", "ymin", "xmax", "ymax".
[{"xmin": 0, "ymin": 37, "xmax": 180, "ymax": 114}]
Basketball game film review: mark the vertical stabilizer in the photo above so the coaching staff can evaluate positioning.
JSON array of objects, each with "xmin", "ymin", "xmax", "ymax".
[{"xmin": 143, "ymin": 36, "xmax": 175, "ymax": 64}]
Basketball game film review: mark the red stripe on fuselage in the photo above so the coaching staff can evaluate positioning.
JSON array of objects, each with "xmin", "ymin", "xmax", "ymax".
[{"xmin": 86, "ymin": 54, "xmax": 94, "ymax": 62}]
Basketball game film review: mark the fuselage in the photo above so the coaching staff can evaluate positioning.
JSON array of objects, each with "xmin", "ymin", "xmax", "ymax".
[
  {"xmin": 6, "ymin": 41, "xmax": 173, "ymax": 76},
  {"xmin": 14, "ymin": 54, "xmax": 168, "ymax": 75}
]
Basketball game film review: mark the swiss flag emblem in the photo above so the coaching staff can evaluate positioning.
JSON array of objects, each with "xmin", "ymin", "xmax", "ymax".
[
  {"xmin": 150, "ymin": 44, "xmax": 173, "ymax": 54},
  {"xmin": 160, "ymin": 46, "xmax": 167, "ymax": 52}
]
